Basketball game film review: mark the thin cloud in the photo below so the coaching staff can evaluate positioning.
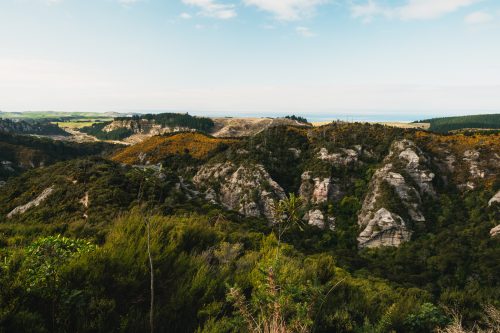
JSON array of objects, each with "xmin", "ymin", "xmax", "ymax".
[
  {"xmin": 244, "ymin": 0, "xmax": 328, "ymax": 21},
  {"xmin": 351, "ymin": 0, "xmax": 482, "ymax": 22},
  {"xmin": 296, "ymin": 26, "xmax": 316, "ymax": 37},
  {"xmin": 182, "ymin": 0, "xmax": 237, "ymax": 19},
  {"xmin": 465, "ymin": 11, "xmax": 493, "ymax": 24},
  {"xmin": 180, "ymin": 12, "xmax": 193, "ymax": 19}
]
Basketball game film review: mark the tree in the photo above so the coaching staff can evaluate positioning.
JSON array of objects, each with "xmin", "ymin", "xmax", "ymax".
[{"xmin": 22, "ymin": 235, "xmax": 95, "ymax": 329}]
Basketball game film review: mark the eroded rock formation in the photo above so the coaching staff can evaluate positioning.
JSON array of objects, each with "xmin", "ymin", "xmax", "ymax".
[
  {"xmin": 193, "ymin": 162, "xmax": 285, "ymax": 220},
  {"xmin": 357, "ymin": 139, "xmax": 435, "ymax": 248}
]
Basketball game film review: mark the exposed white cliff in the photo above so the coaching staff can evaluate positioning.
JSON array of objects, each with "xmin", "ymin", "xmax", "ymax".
[
  {"xmin": 358, "ymin": 208, "xmax": 411, "ymax": 248},
  {"xmin": 357, "ymin": 139, "xmax": 435, "ymax": 248},
  {"xmin": 193, "ymin": 162, "xmax": 285, "ymax": 220},
  {"xmin": 299, "ymin": 171, "xmax": 343, "ymax": 204},
  {"xmin": 80, "ymin": 191, "xmax": 89, "ymax": 219},
  {"xmin": 490, "ymin": 225, "xmax": 500, "ymax": 238},
  {"xmin": 463, "ymin": 149, "xmax": 485, "ymax": 179},
  {"xmin": 488, "ymin": 190, "xmax": 500, "ymax": 206},
  {"xmin": 103, "ymin": 119, "xmax": 193, "ymax": 136},
  {"xmin": 7, "ymin": 186, "xmax": 55, "ymax": 218},
  {"xmin": 317, "ymin": 147, "xmax": 359, "ymax": 166},
  {"xmin": 298, "ymin": 171, "xmax": 338, "ymax": 230}
]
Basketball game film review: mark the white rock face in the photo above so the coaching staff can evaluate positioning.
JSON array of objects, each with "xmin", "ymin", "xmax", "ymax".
[
  {"xmin": 302, "ymin": 209, "xmax": 336, "ymax": 230},
  {"xmin": 306, "ymin": 209, "xmax": 325, "ymax": 229},
  {"xmin": 299, "ymin": 171, "xmax": 342, "ymax": 204},
  {"xmin": 7, "ymin": 186, "xmax": 54, "ymax": 218},
  {"xmin": 103, "ymin": 119, "xmax": 194, "ymax": 136},
  {"xmin": 193, "ymin": 162, "xmax": 285, "ymax": 220},
  {"xmin": 312, "ymin": 178, "xmax": 331, "ymax": 204},
  {"xmin": 317, "ymin": 147, "xmax": 359, "ymax": 166},
  {"xmin": 358, "ymin": 208, "xmax": 411, "ymax": 248},
  {"xmin": 488, "ymin": 190, "xmax": 500, "ymax": 206},
  {"xmin": 490, "ymin": 225, "xmax": 500, "ymax": 237},
  {"xmin": 357, "ymin": 139, "xmax": 434, "ymax": 248},
  {"xmin": 298, "ymin": 171, "xmax": 337, "ymax": 230},
  {"xmin": 463, "ymin": 150, "xmax": 485, "ymax": 179}
]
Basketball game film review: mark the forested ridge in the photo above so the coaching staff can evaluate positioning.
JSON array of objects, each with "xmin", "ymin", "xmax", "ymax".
[
  {"xmin": 416, "ymin": 114, "xmax": 500, "ymax": 133},
  {"xmin": 80, "ymin": 112, "xmax": 216, "ymax": 141},
  {"xmin": 0, "ymin": 118, "xmax": 68, "ymax": 136},
  {"xmin": 0, "ymin": 123, "xmax": 498, "ymax": 333},
  {"xmin": 0, "ymin": 132, "xmax": 117, "ymax": 181}
]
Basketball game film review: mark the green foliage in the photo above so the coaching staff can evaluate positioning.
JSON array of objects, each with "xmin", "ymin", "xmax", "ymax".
[
  {"xmin": 417, "ymin": 114, "xmax": 500, "ymax": 133},
  {"xmin": 125, "ymin": 113, "xmax": 215, "ymax": 132},
  {"xmin": 0, "ymin": 121, "xmax": 498, "ymax": 332},
  {"xmin": 0, "ymin": 131, "xmax": 117, "ymax": 181},
  {"xmin": 285, "ymin": 115, "xmax": 309, "ymax": 124},
  {"xmin": 404, "ymin": 303, "xmax": 450, "ymax": 332},
  {"xmin": 80, "ymin": 113, "xmax": 215, "ymax": 140},
  {"xmin": 79, "ymin": 122, "xmax": 133, "ymax": 140},
  {"xmin": 0, "ymin": 118, "xmax": 69, "ymax": 136},
  {"xmin": 23, "ymin": 235, "xmax": 95, "ymax": 295}
]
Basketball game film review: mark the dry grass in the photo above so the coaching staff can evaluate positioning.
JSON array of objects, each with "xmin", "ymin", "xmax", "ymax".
[
  {"xmin": 436, "ymin": 306, "xmax": 500, "ymax": 333},
  {"xmin": 228, "ymin": 267, "xmax": 312, "ymax": 333}
]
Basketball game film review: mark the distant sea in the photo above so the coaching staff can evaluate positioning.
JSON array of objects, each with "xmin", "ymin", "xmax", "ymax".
[{"xmin": 184, "ymin": 111, "xmax": 426, "ymax": 123}]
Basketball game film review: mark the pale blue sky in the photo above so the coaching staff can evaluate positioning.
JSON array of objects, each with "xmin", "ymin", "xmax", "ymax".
[{"xmin": 1, "ymin": 0, "xmax": 499, "ymax": 118}]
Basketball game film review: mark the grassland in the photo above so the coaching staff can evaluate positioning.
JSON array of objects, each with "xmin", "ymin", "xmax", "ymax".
[{"xmin": 52, "ymin": 120, "xmax": 112, "ymax": 129}]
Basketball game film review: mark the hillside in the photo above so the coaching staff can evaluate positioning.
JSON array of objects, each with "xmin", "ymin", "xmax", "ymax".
[
  {"xmin": 78, "ymin": 113, "xmax": 312, "ymax": 143},
  {"xmin": 416, "ymin": 113, "xmax": 500, "ymax": 133},
  {"xmin": 0, "ymin": 122, "xmax": 498, "ymax": 333},
  {"xmin": 0, "ymin": 118, "xmax": 69, "ymax": 136},
  {"xmin": 111, "ymin": 132, "xmax": 238, "ymax": 165},
  {"xmin": 80, "ymin": 112, "xmax": 215, "ymax": 141},
  {"xmin": 211, "ymin": 116, "xmax": 311, "ymax": 137},
  {"xmin": 0, "ymin": 132, "xmax": 117, "ymax": 182},
  {"xmin": 0, "ymin": 111, "xmax": 125, "ymax": 121},
  {"xmin": 0, "ymin": 158, "xmax": 189, "ymax": 229}
]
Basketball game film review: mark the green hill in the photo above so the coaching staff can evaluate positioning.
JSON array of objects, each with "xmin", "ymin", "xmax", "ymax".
[
  {"xmin": 0, "ymin": 122, "xmax": 498, "ymax": 333},
  {"xmin": 416, "ymin": 113, "xmax": 500, "ymax": 133},
  {"xmin": 80, "ymin": 112, "xmax": 215, "ymax": 140},
  {"xmin": 0, "ymin": 132, "xmax": 117, "ymax": 181},
  {"xmin": 0, "ymin": 118, "xmax": 69, "ymax": 136}
]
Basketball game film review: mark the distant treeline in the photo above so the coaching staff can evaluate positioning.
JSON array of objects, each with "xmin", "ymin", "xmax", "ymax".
[
  {"xmin": 80, "ymin": 113, "xmax": 216, "ymax": 140},
  {"xmin": 0, "ymin": 132, "xmax": 117, "ymax": 181},
  {"xmin": 80, "ymin": 122, "xmax": 133, "ymax": 141},
  {"xmin": 285, "ymin": 115, "xmax": 309, "ymax": 124},
  {"xmin": 415, "ymin": 114, "xmax": 500, "ymax": 133},
  {"xmin": 0, "ymin": 118, "xmax": 69, "ymax": 136},
  {"xmin": 115, "ymin": 113, "xmax": 215, "ymax": 132}
]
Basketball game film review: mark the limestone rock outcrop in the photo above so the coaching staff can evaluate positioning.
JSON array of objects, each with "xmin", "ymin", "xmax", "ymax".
[
  {"xmin": 103, "ymin": 119, "xmax": 193, "ymax": 136},
  {"xmin": 358, "ymin": 208, "xmax": 411, "ymax": 248},
  {"xmin": 317, "ymin": 147, "xmax": 359, "ymax": 167},
  {"xmin": 357, "ymin": 139, "xmax": 435, "ymax": 248},
  {"xmin": 302, "ymin": 209, "xmax": 335, "ymax": 231},
  {"xmin": 7, "ymin": 186, "xmax": 55, "ymax": 218},
  {"xmin": 298, "ymin": 171, "xmax": 338, "ymax": 230},
  {"xmin": 488, "ymin": 190, "xmax": 500, "ymax": 206},
  {"xmin": 490, "ymin": 225, "xmax": 500, "ymax": 238},
  {"xmin": 193, "ymin": 162, "xmax": 285, "ymax": 220}
]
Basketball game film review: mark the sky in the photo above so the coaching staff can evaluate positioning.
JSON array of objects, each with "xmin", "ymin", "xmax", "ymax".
[{"xmin": 0, "ymin": 0, "xmax": 500, "ymax": 119}]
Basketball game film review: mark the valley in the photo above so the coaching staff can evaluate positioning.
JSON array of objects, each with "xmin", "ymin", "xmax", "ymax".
[{"xmin": 0, "ymin": 112, "xmax": 498, "ymax": 332}]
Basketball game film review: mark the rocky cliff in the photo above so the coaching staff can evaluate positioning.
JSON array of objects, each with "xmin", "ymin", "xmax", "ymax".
[
  {"xmin": 103, "ymin": 119, "xmax": 195, "ymax": 136},
  {"xmin": 193, "ymin": 162, "xmax": 286, "ymax": 220},
  {"xmin": 0, "ymin": 118, "xmax": 68, "ymax": 136},
  {"xmin": 298, "ymin": 171, "xmax": 338, "ymax": 230},
  {"xmin": 357, "ymin": 139, "xmax": 436, "ymax": 248}
]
